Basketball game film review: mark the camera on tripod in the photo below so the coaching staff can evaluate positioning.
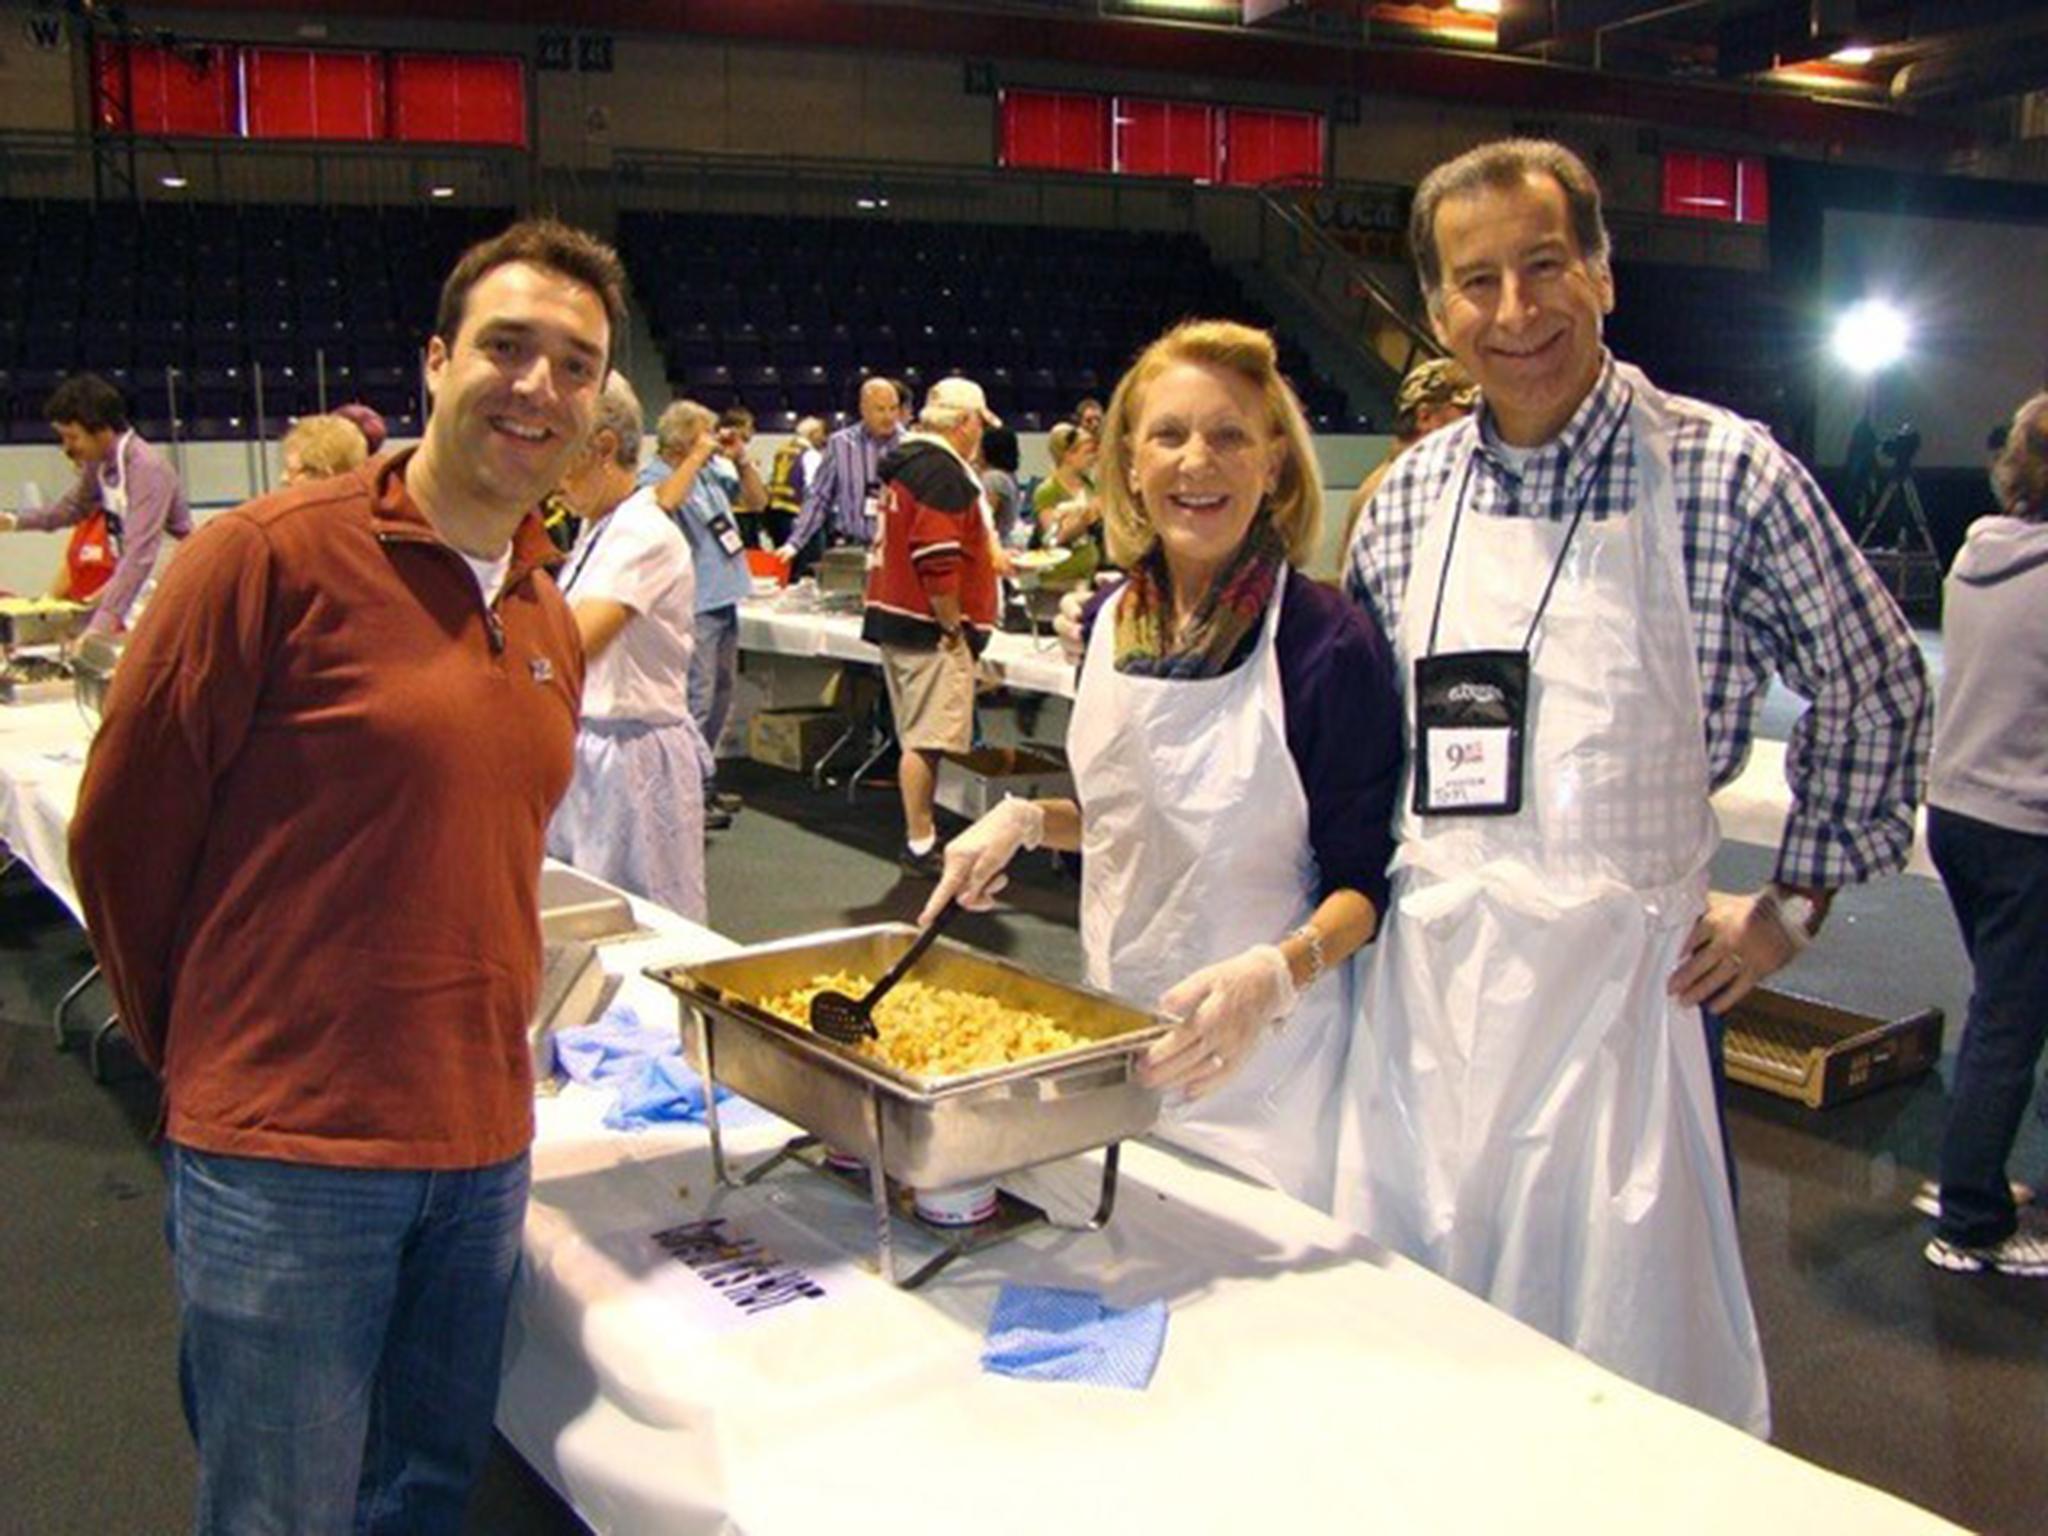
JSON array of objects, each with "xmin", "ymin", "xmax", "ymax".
[{"xmin": 1877, "ymin": 423, "xmax": 1921, "ymax": 476}]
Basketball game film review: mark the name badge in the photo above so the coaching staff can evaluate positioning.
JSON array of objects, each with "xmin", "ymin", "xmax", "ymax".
[
  {"xmin": 1412, "ymin": 649, "xmax": 1528, "ymax": 817},
  {"xmin": 707, "ymin": 509, "xmax": 745, "ymax": 558}
]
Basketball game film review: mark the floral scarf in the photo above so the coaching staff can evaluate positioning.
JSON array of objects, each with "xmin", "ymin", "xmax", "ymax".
[{"xmin": 1112, "ymin": 512, "xmax": 1288, "ymax": 679}]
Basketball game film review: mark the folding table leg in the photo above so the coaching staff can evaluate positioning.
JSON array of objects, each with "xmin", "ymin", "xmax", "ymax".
[
  {"xmin": 53, "ymin": 963, "xmax": 101, "ymax": 1051},
  {"xmin": 88, "ymin": 1013, "xmax": 122, "ymax": 1084}
]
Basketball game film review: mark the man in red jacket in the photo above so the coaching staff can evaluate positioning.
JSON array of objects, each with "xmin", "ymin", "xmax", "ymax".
[
  {"xmin": 860, "ymin": 376, "xmax": 1002, "ymax": 874},
  {"xmin": 68, "ymin": 219, "xmax": 618, "ymax": 1536}
]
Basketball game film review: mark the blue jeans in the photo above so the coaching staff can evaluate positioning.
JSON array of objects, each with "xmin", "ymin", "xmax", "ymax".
[
  {"xmin": 164, "ymin": 1144, "xmax": 531, "ymax": 1536},
  {"xmin": 689, "ymin": 604, "xmax": 740, "ymax": 785},
  {"xmin": 1928, "ymin": 806, "xmax": 2048, "ymax": 1247}
]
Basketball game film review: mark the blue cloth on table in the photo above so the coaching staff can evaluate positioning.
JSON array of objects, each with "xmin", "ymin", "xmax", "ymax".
[
  {"xmin": 553, "ymin": 1003, "xmax": 677, "ymax": 1086},
  {"xmin": 602, "ymin": 1053, "xmax": 725, "ymax": 1131},
  {"xmin": 553, "ymin": 1003, "xmax": 731, "ymax": 1131},
  {"xmin": 980, "ymin": 1283, "xmax": 1168, "ymax": 1391}
]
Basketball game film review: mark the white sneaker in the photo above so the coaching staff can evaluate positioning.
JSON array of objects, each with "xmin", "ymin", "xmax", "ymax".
[
  {"xmin": 1910, "ymin": 1179, "xmax": 2034, "ymax": 1220},
  {"xmin": 1925, "ymin": 1226, "xmax": 2048, "ymax": 1278}
]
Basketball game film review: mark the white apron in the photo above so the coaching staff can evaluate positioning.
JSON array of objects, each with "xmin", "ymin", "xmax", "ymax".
[
  {"xmin": 1070, "ymin": 575, "xmax": 1351, "ymax": 1210},
  {"xmin": 94, "ymin": 429, "xmax": 161, "ymax": 625},
  {"xmin": 1335, "ymin": 364, "xmax": 1769, "ymax": 1435}
]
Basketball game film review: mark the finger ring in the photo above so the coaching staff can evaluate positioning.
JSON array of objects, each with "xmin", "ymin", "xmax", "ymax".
[{"xmin": 1729, "ymin": 953, "xmax": 1745, "ymax": 970}]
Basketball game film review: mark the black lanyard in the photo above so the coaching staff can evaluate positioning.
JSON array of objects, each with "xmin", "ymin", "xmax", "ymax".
[
  {"xmin": 560, "ymin": 511, "xmax": 613, "ymax": 597},
  {"xmin": 1423, "ymin": 394, "xmax": 1632, "ymax": 661}
]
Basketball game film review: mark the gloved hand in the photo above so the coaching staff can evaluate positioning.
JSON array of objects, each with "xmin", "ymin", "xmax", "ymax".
[
  {"xmin": 1052, "ymin": 585, "xmax": 1090, "ymax": 663},
  {"xmin": 1141, "ymin": 944, "xmax": 1298, "ymax": 1099},
  {"xmin": 1667, "ymin": 888, "xmax": 1804, "ymax": 1012},
  {"xmin": 918, "ymin": 797, "xmax": 1046, "ymax": 926}
]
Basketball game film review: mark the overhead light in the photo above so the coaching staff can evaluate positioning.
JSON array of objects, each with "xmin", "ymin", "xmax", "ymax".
[
  {"xmin": 1830, "ymin": 45, "xmax": 1876, "ymax": 65},
  {"xmin": 1455, "ymin": 0, "xmax": 1503, "ymax": 13},
  {"xmin": 1831, "ymin": 299, "xmax": 1910, "ymax": 376},
  {"xmin": 855, "ymin": 196, "xmax": 890, "ymax": 211},
  {"xmin": 428, "ymin": 185, "xmax": 455, "ymax": 199},
  {"xmin": 160, "ymin": 174, "xmax": 188, "ymax": 189}
]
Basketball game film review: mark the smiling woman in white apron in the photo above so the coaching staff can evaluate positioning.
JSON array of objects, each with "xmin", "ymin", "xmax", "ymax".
[
  {"xmin": 919, "ymin": 320, "xmax": 1403, "ymax": 1208},
  {"xmin": 1335, "ymin": 364, "xmax": 1769, "ymax": 1435}
]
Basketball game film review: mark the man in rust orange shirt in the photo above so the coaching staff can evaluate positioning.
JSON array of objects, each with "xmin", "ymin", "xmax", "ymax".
[{"xmin": 68, "ymin": 220, "xmax": 618, "ymax": 1536}]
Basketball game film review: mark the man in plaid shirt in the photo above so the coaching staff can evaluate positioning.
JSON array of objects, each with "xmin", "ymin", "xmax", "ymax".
[
  {"xmin": 1345, "ymin": 151, "xmax": 1928, "ymax": 1006},
  {"xmin": 1334, "ymin": 138, "xmax": 1928, "ymax": 1434}
]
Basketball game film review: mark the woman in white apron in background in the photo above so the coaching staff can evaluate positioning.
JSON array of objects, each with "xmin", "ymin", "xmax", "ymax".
[
  {"xmin": 1335, "ymin": 364, "xmax": 1769, "ymax": 1434},
  {"xmin": 920, "ymin": 320, "xmax": 1403, "ymax": 1209}
]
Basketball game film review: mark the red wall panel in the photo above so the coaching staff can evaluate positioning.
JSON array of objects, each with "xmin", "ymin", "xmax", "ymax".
[
  {"xmin": 1223, "ymin": 106, "xmax": 1323, "ymax": 187},
  {"xmin": 1114, "ymin": 97, "xmax": 1217, "ymax": 182},
  {"xmin": 1663, "ymin": 150, "xmax": 1768, "ymax": 226},
  {"xmin": 244, "ymin": 49, "xmax": 383, "ymax": 141},
  {"xmin": 94, "ymin": 42, "xmax": 237, "ymax": 137},
  {"xmin": 999, "ymin": 90, "xmax": 1110, "ymax": 173},
  {"xmin": 391, "ymin": 54, "xmax": 527, "ymax": 148}
]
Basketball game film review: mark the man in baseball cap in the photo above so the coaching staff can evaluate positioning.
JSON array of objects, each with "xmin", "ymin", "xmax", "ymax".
[
  {"xmin": 861, "ymin": 375, "xmax": 1003, "ymax": 875},
  {"xmin": 1344, "ymin": 355, "xmax": 1480, "ymax": 550}
]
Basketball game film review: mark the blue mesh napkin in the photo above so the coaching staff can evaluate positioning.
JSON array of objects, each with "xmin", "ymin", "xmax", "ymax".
[{"xmin": 981, "ymin": 1284, "xmax": 1168, "ymax": 1391}]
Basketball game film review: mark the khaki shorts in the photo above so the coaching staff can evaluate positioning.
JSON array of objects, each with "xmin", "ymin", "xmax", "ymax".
[{"xmin": 880, "ymin": 642, "xmax": 974, "ymax": 753}]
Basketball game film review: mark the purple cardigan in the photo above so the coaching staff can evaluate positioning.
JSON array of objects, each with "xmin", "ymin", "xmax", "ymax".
[
  {"xmin": 17, "ymin": 432, "xmax": 191, "ymax": 636},
  {"xmin": 1080, "ymin": 567, "xmax": 1402, "ymax": 919}
]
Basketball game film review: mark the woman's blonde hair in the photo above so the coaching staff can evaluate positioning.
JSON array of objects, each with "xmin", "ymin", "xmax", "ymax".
[
  {"xmin": 281, "ymin": 414, "xmax": 370, "ymax": 481},
  {"xmin": 1047, "ymin": 420, "xmax": 1094, "ymax": 467},
  {"xmin": 1097, "ymin": 319, "xmax": 1323, "ymax": 570}
]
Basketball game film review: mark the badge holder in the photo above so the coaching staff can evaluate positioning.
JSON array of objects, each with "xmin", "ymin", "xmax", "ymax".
[
  {"xmin": 1412, "ymin": 444, "xmax": 1604, "ymax": 820},
  {"xmin": 1412, "ymin": 649, "xmax": 1528, "ymax": 816}
]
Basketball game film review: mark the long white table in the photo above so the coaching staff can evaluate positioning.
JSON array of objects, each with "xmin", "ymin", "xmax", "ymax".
[
  {"xmin": 0, "ymin": 698, "xmax": 1962, "ymax": 1536},
  {"xmin": 738, "ymin": 596, "xmax": 1078, "ymax": 699}
]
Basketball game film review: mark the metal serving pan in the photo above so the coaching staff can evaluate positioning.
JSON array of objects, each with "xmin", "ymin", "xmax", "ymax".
[{"xmin": 650, "ymin": 924, "xmax": 1169, "ymax": 1190}]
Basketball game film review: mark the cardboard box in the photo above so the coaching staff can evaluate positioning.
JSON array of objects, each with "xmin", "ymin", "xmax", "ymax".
[
  {"xmin": 748, "ymin": 707, "xmax": 846, "ymax": 773},
  {"xmin": 1724, "ymin": 987, "xmax": 1945, "ymax": 1109},
  {"xmin": 934, "ymin": 746, "xmax": 1073, "ymax": 821}
]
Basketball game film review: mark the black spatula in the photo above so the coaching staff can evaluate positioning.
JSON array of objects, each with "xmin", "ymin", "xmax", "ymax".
[{"xmin": 809, "ymin": 902, "xmax": 960, "ymax": 1046}]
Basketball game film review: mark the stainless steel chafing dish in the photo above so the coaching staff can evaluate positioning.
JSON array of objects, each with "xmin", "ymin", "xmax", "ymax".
[
  {"xmin": 650, "ymin": 924, "xmax": 1170, "ymax": 1286},
  {"xmin": 813, "ymin": 546, "xmax": 869, "ymax": 607},
  {"xmin": 71, "ymin": 633, "xmax": 121, "ymax": 719}
]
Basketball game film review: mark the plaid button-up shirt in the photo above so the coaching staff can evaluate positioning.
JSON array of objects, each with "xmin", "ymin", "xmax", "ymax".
[{"xmin": 1344, "ymin": 354, "xmax": 1931, "ymax": 890}]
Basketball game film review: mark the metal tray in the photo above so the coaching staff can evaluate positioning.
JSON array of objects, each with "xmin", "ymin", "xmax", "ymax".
[{"xmin": 649, "ymin": 924, "xmax": 1169, "ymax": 1190}]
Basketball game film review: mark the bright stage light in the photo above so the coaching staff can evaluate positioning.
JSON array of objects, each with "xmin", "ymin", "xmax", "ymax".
[{"xmin": 1831, "ymin": 299, "xmax": 1910, "ymax": 375}]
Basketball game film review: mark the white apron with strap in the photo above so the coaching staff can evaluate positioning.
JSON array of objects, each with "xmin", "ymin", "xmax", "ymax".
[
  {"xmin": 1070, "ymin": 574, "xmax": 1351, "ymax": 1210},
  {"xmin": 92, "ymin": 429, "xmax": 164, "ymax": 625},
  {"xmin": 1334, "ymin": 363, "xmax": 1769, "ymax": 1435}
]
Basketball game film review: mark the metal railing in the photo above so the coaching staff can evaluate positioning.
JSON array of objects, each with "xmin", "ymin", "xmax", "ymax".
[{"xmin": 1255, "ymin": 187, "xmax": 1441, "ymax": 389}]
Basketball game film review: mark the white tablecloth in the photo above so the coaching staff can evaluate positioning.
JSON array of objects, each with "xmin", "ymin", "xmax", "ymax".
[
  {"xmin": 0, "ymin": 698, "xmax": 91, "ymax": 920},
  {"xmin": 502, "ymin": 922, "xmax": 1959, "ymax": 1536},
  {"xmin": 738, "ymin": 599, "xmax": 1077, "ymax": 699}
]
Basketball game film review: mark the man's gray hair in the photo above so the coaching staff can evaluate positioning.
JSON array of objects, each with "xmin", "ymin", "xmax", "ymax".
[
  {"xmin": 655, "ymin": 398, "xmax": 717, "ymax": 460},
  {"xmin": 1410, "ymin": 138, "xmax": 1612, "ymax": 312},
  {"xmin": 591, "ymin": 371, "xmax": 643, "ymax": 470}
]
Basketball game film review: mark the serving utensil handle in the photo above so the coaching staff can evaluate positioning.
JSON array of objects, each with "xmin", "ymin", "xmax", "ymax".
[{"xmin": 862, "ymin": 901, "xmax": 958, "ymax": 1009}]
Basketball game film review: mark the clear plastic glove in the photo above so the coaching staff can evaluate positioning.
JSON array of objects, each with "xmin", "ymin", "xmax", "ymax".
[
  {"xmin": 917, "ymin": 797, "xmax": 1046, "ymax": 926},
  {"xmin": 1141, "ymin": 944, "xmax": 1298, "ymax": 1100},
  {"xmin": 1667, "ymin": 888, "xmax": 1800, "ymax": 1012},
  {"xmin": 1052, "ymin": 585, "xmax": 1090, "ymax": 663}
]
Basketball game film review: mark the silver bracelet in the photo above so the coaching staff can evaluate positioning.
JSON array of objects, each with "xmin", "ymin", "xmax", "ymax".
[{"xmin": 1290, "ymin": 923, "xmax": 1327, "ymax": 987}]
